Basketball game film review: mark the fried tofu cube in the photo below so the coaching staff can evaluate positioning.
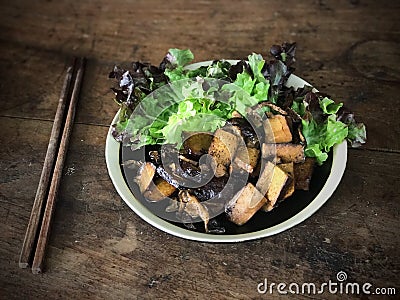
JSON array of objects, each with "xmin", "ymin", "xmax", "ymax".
[
  {"xmin": 262, "ymin": 143, "xmax": 305, "ymax": 164},
  {"xmin": 264, "ymin": 114, "xmax": 292, "ymax": 143},
  {"xmin": 256, "ymin": 161, "xmax": 289, "ymax": 211},
  {"xmin": 256, "ymin": 161, "xmax": 275, "ymax": 195},
  {"xmin": 225, "ymin": 183, "xmax": 267, "ymax": 225},
  {"xmin": 208, "ymin": 129, "xmax": 239, "ymax": 177},
  {"xmin": 266, "ymin": 164, "xmax": 289, "ymax": 207},
  {"xmin": 231, "ymin": 145, "xmax": 260, "ymax": 174},
  {"xmin": 277, "ymin": 162, "xmax": 295, "ymax": 200}
]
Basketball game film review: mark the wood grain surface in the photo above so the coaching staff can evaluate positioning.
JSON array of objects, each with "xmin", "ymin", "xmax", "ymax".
[{"xmin": 0, "ymin": 0, "xmax": 399, "ymax": 299}]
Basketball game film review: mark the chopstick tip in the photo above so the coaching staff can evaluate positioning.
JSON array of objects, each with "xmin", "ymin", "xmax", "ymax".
[
  {"xmin": 19, "ymin": 262, "xmax": 29, "ymax": 269},
  {"xmin": 32, "ymin": 266, "xmax": 42, "ymax": 275}
]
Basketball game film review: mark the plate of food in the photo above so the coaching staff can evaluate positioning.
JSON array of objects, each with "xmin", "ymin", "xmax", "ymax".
[{"xmin": 105, "ymin": 43, "xmax": 366, "ymax": 242}]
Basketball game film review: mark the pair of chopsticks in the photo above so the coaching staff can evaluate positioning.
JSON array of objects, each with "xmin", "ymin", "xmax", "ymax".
[{"xmin": 19, "ymin": 57, "xmax": 86, "ymax": 274}]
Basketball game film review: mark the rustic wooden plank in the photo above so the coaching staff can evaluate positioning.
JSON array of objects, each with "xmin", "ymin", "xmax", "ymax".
[
  {"xmin": 0, "ymin": 117, "xmax": 398, "ymax": 298},
  {"xmin": 0, "ymin": 44, "xmax": 67, "ymax": 121},
  {"xmin": 0, "ymin": 42, "xmax": 118, "ymax": 127},
  {"xmin": 0, "ymin": 0, "xmax": 399, "ymax": 62}
]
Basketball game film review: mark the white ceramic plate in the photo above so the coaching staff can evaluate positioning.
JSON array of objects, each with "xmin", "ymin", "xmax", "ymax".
[{"xmin": 105, "ymin": 61, "xmax": 347, "ymax": 242}]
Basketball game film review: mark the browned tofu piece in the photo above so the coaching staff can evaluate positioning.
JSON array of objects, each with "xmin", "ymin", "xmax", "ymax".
[
  {"xmin": 225, "ymin": 183, "xmax": 267, "ymax": 225},
  {"xmin": 135, "ymin": 162, "xmax": 156, "ymax": 193},
  {"xmin": 231, "ymin": 145, "xmax": 260, "ymax": 173},
  {"xmin": 264, "ymin": 114, "xmax": 292, "ymax": 143},
  {"xmin": 231, "ymin": 110, "xmax": 243, "ymax": 118},
  {"xmin": 182, "ymin": 132, "xmax": 213, "ymax": 157},
  {"xmin": 262, "ymin": 143, "xmax": 305, "ymax": 164},
  {"xmin": 265, "ymin": 164, "xmax": 289, "ymax": 207},
  {"xmin": 294, "ymin": 157, "xmax": 316, "ymax": 190},
  {"xmin": 277, "ymin": 162, "xmax": 295, "ymax": 200},
  {"xmin": 261, "ymin": 143, "xmax": 280, "ymax": 164},
  {"xmin": 208, "ymin": 129, "xmax": 239, "ymax": 177},
  {"xmin": 262, "ymin": 202, "xmax": 274, "ymax": 212},
  {"xmin": 143, "ymin": 178, "xmax": 176, "ymax": 202},
  {"xmin": 256, "ymin": 161, "xmax": 275, "ymax": 195},
  {"xmin": 256, "ymin": 161, "xmax": 289, "ymax": 211}
]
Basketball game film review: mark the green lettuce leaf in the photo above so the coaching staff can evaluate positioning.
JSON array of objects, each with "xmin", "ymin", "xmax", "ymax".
[
  {"xmin": 291, "ymin": 90, "xmax": 366, "ymax": 164},
  {"xmin": 164, "ymin": 49, "xmax": 195, "ymax": 82},
  {"xmin": 302, "ymin": 115, "xmax": 348, "ymax": 164},
  {"xmin": 160, "ymin": 97, "xmax": 233, "ymax": 144},
  {"xmin": 168, "ymin": 48, "xmax": 194, "ymax": 67},
  {"xmin": 228, "ymin": 53, "xmax": 270, "ymax": 105},
  {"xmin": 291, "ymin": 100, "xmax": 306, "ymax": 116},
  {"xmin": 234, "ymin": 72, "xmax": 256, "ymax": 94},
  {"xmin": 253, "ymin": 81, "xmax": 270, "ymax": 101},
  {"xmin": 320, "ymin": 97, "xmax": 343, "ymax": 114},
  {"xmin": 248, "ymin": 53, "xmax": 267, "ymax": 83},
  {"xmin": 304, "ymin": 144, "xmax": 328, "ymax": 165},
  {"xmin": 324, "ymin": 115, "xmax": 348, "ymax": 151},
  {"xmin": 164, "ymin": 67, "xmax": 186, "ymax": 82}
]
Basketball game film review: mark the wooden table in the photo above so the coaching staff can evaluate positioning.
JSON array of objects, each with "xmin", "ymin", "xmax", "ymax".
[{"xmin": 1, "ymin": 0, "xmax": 399, "ymax": 298}]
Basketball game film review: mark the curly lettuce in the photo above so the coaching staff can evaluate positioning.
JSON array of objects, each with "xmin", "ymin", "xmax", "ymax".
[
  {"xmin": 109, "ymin": 43, "xmax": 366, "ymax": 158},
  {"xmin": 292, "ymin": 94, "xmax": 366, "ymax": 164}
]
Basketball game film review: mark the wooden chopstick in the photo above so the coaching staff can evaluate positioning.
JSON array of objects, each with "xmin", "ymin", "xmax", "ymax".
[
  {"xmin": 18, "ymin": 57, "xmax": 86, "ymax": 273},
  {"xmin": 31, "ymin": 57, "xmax": 86, "ymax": 274},
  {"xmin": 18, "ymin": 60, "xmax": 76, "ymax": 269}
]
